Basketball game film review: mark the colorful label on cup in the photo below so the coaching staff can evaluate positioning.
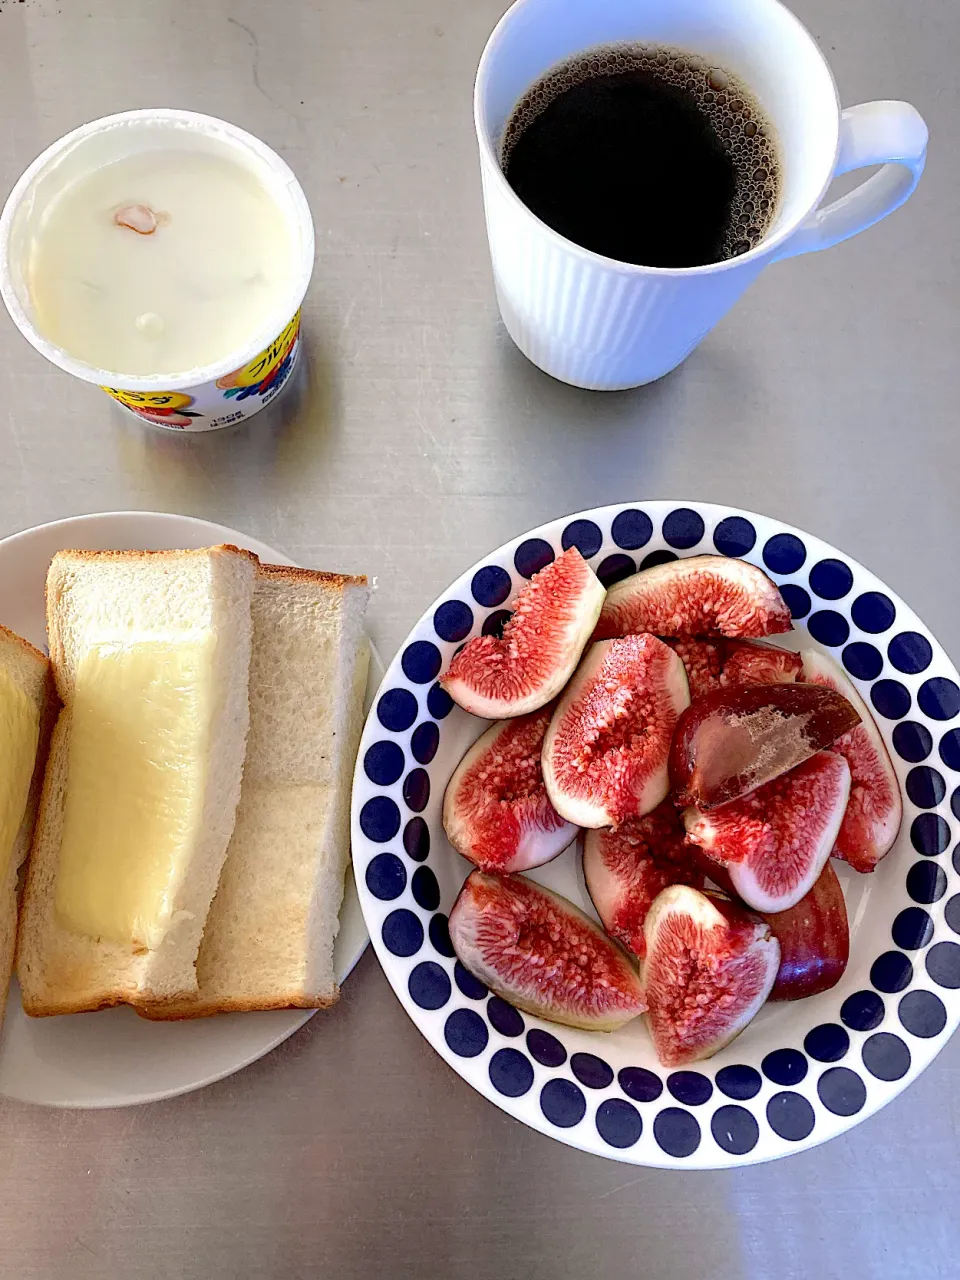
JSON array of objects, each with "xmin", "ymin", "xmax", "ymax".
[
  {"xmin": 100, "ymin": 389, "xmax": 202, "ymax": 429},
  {"xmin": 101, "ymin": 308, "xmax": 302, "ymax": 432}
]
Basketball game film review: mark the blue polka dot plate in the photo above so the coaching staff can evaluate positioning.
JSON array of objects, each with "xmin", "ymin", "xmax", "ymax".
[{"xmin": 352, "ymin": 502, "xmax": 960, "ymax": 1167}]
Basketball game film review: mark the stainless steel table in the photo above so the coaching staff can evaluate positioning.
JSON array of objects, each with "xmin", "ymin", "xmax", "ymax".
[{"xmin": 0, "ymin": 1, "xmax": 957, "ymax": 1276}]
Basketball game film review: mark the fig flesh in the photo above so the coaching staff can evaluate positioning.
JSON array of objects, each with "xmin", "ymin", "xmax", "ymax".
[
  {"xmin": 441, "ymin": 547, "xmax": 605, "ymax": 719},
  {"xmin": 642, "ymin": 885, "xmax": 780, "ymax": 1066},
  {"xmin": 596, "ymin": 554, "xmax": 792, "ymax": 641},
  {"xmin": 694, "ymin": 855, "xmax": 850, "ymax": 1000},
  {"xmin": 542, "ymin": 634, "xmax": 690, "ymax": 828},
  {"xmin": 670, "ymin": 681, "xmax": 861, "ymax": 810},
  {"xmin": 448, "ymin": 870, "xmax": 647, "ymax": 1031},
  {"xmin": 442, "ymin": 707, "xmax": 577, "ymax": 874},
  {"xmin": 664, "ymin": 637, "xmax": 801, "ymax": 699},
  {"xmin": 763, "ymin": 861, "xmax": 850, "ymax": 1001},
  {"xmin": 801, "ymin": 650, "xmax": 902, "ymax": 872},
  {"xmin": 720, "ymin": 641, "xmax": 802, "ymax": 689},
  {"xmin": 684, "ymin": 751, "xmax": 852, "ymax": 912},
  {"xmin": 662, "ymin": 637, "xmax": 726, "ymax": 698},
  {"xmin": 582, "ymin": 801, "xmax": 705, "ymax": 959}
]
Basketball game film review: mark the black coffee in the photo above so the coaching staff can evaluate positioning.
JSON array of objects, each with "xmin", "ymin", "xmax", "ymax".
[{"xmin": 502, "ymin": 45, "xmax": 781, "ymax": 268}]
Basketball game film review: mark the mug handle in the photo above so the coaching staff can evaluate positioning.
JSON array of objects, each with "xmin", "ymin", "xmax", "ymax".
[{"xmin": 773, "ymin": 101, "xmax": 928, "ymax": 260}]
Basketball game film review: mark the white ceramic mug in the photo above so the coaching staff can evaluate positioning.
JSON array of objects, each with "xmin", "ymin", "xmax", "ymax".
[{"xmin": 475, "ymin": 0, "xmax": 928, "ymax": 390}]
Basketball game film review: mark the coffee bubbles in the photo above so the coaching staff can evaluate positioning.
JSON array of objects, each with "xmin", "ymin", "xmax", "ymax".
[{"xmin": 502, "ymin": 44, "xmax": 782, "ymax": 268}]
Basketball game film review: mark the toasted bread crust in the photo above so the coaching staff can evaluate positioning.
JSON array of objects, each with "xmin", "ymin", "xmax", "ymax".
[
  {"xmin": 133, "ymin": 985, "xmax": 341, "ymax": 1021},
  {"xmin": 45, "ymin": 544, "xmax": 259, "ymax": 565},
  {"xmin": 0, "ymin": 622, "xmax": 49, "ymax": 670},
  {"xmin": 21, "ymin": 991, "xmax": 134, "ymax": 1018},
  {"xmin": 14, "ymin": 715, "xmax": 64, "ymax": 1013},
  {"xmin": 257, "ymin": 563, "xmax": 368, "ymax": 590},
  {"xmin": 0, "ymin": 642, "xmax": 56, "ymax": 1028}
]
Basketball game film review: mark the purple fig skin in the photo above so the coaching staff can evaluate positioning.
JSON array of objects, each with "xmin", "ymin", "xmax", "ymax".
[
  {"xmin": 763, "ymin": 862, "xmax": 850, "ymax": 1001},
  {"xmin": 693, "ymin": 858, "xmax": 850, "ymax": 1001},
  {"xmin": 669, "ymin": 681, "xmax": 861, "ymax": 810}
]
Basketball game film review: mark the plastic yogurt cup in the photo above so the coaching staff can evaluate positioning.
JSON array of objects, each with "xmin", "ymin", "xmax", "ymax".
[{"xmin": 0, "ymin": 109, "xmax": 315, "ymax": 432}]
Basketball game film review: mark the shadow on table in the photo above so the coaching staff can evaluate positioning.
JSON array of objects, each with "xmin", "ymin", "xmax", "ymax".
[
  {"xmin": 480, "ymin": 325, "xmax": 772, "ymax": 519},
  {"xmin": 477, "ymin": 329, "xmax": 687, "ymax": 514},
  {"xmin": 112, "ymin": 338, "xmax": 342, "ymax": 515},
  {"xmin": 490, "ymin": 329, "xmax": 681, "ymax": 425}
]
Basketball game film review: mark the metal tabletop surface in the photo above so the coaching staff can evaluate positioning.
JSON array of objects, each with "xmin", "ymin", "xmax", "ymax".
[{"xmin": 0, "ymin": 0, "xmax": 957, "ymax": 1276}]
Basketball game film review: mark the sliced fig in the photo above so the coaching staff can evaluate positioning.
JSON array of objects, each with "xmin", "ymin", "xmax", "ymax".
[
  {"xmin": 582, "ymin": 801, "xmax": 705, "ymax": 958},
  {"xmin": 664, "ymin": 637, "xmax": 801, "ymax": 699},
  {"xmin": 684, "ymin": 751, "xmax": 851, "ymax": 912},
  {"xmin": 689, "ymin": 851, "xmax": 735, "ymax": 894},
  {"xmin": 448, "ymin": 870, "xmax": 647, "ymax": 1031},
  {"xmin": 764, "ymin": 861, "xmax": 850, "ymax": 1001},
  {"xmin": 596, "ymin": 554, "xmax": 792, "ymax": 641},
  {"xmin": 801, "ymin": 649, "xmax": 902, "ymax": 872},
  {"xmin": 542, "ymin": 634, "xmax": 690, "ymax": 828},
  {"xmin": 720, "ymin": 641, "xmax": 802, "ymax": 688},
  {"xmin": 441, "ymin": 547, "xmax": 605, "ymax": 719},
  {"xmin": 661, "ymin": 637, "xmax": 727, "ymax": 699},
  {"xmin": 670, "ymin": 681, "xmax": 861, "ymax": 810},
  {"xmin": 693, "ymin": 855, "xmax": 850, "ymax": 999},
  {"xmin": 642, "ymin": 885, "xmax": 780, "ymax": 1066},
  {"xmin": 442, "ymin": 707, "xmax": 577, "ymax": 874}
]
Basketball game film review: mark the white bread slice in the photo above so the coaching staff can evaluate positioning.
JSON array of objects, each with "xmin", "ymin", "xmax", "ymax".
[
  {"xmin": 0, "ymin": 625, "xmax": 55, "ymax": 1028},
  {"xmin": 142, "ymin": 563, "xmax": 370, "ymax": 1018},
  {"xmin": 16, "ymin": 546, "xmax": 257, "ymax": 1016}
]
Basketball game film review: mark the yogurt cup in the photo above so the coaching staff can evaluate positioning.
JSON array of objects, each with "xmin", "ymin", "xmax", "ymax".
[{"xmin": 0, "ymin": 109, "xmax": 314, "ymax": 432}]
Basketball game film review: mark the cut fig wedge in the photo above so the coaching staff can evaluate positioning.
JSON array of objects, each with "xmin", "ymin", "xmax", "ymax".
[
  {"xmin": 443, "ymin": 707, "xmax": 577, "ymax": 874},
  {"xmin": 684, "ymin": 751, "xmax": 852, "ymax": 912},
  {"xmin": 664, "ymin": 637, "xmax": 801, "ymax": 699},
  {"xmin": 441, "ymin": 547, "xmax": 605, "ymax": 719},
  {"xmin": 542, "ymin": 634, "xmax": 690, "ymax": 828},
  {"xmin": 670, "ymin": 680, "xmax": 861, "ymax": 810},
  {"xmin": 642, "ymin": 885, "xmax": 780, "ymax": 1066},
  {"xmin": 582, "ymin": 801, "xmax": 705, "ymax": 959},
  {"xmin": 695, "ymin": 856, "xmax": 850, "ymax": 999},
  {"xmin": 764, "ymin": 861, "xmax": 850, "ymax": 1001},
  {"xmin": 596, "ymin": 554, "xmax": 792, "ymax": 641},
  {"xmin": 720, "ymin": 641, "xmax": 802, "ymax": 688},
  {"xmin": 661, "ymin": 637, "xmax": 726, "ymax": 699},
  {"xmin": 801, "ymin": 649, "xmax": 902, "ymax": 872},
  {"xmin": 448, "ymin": 870, "xmax": 647, "ymax": 1031}
]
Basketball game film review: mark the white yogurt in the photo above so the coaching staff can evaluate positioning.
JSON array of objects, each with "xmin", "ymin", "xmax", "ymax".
[
  {"xmin": 0, "ymin": 110, "xmax": 314, "ymax": 431},
  {"xmin": 27, "ymin": 148, "xmax": 295, "ymax": 376}
]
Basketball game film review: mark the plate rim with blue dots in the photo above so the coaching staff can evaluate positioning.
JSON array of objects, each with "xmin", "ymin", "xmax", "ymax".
[{"xmin": 351, "ymin": 501, "xmax": 960, "ymax": 1168}]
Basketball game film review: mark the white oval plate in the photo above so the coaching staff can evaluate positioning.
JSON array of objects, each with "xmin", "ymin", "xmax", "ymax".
[
  {"xmin": 353, "ymin": 501, "xmax": 960, "ymax": 1167},
  {"xmin": 0, "ymin": 511, "xmax": 374, "ymax": 1108}
]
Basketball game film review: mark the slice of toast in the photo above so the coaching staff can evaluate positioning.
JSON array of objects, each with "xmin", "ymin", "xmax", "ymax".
[
  {"xmin": 0, "ymin": 625, "xmax": 55, "ymax": 1028},
  {"xmin": 16, "ymin": 546, "xmax": 257, "ymax": 1016},
  {"xmin": 142, "ymin": 563, "xmax": 370, "ymax": 1019}
]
